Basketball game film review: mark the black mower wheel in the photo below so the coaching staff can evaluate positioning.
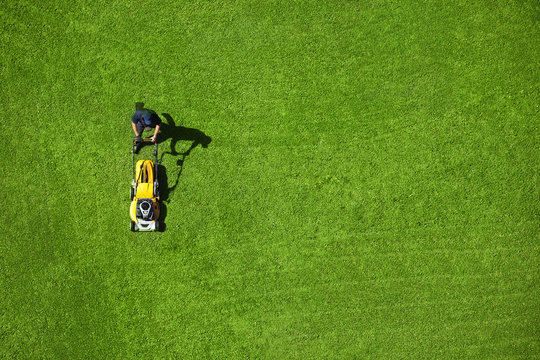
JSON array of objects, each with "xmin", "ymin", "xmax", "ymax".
[
  {"xmin": 130, "ymin": 221, "xmax": 136, "ymax": 232},
  {"xmin": 155, "ymin": 220, "xmax": 160, "ymax": 231},
  {"xmin": 130, "ymin": 187, "xmax": 135, "ymax": 200}
]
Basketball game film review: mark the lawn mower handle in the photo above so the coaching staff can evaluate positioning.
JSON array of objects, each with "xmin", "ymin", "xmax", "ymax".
[{"xmin": 153, "ymin": 141, "xmax": 158, "ymax": 174}]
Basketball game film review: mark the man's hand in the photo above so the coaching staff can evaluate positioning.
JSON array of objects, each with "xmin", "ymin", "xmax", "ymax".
[{"xmin": 152, "ymin": 125, "xmax": 160, "ymax": 143}]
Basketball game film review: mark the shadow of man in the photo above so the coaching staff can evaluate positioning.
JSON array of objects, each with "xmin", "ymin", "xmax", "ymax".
[{"xmin": 158, "ymin": 113, "xmax": 212, "ymax": 193}]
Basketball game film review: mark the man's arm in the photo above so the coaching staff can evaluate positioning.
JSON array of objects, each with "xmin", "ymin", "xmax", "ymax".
[
  {"xmin": 151, "ymin": 124, "xmax": 160, "ymax": 142},
  {"xmin": 131, "ymin": 122, "xmax": 140, "ymax": 137}
]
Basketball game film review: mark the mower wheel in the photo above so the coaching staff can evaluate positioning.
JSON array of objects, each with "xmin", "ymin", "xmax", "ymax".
[
  {"xmin": 155, "ymin": 220, "xmax": 160, "ymax": 231},
  {"xmin": 130, "ymin": 187, "xmax": 135, "ymax": 200},
  {"xmin": 130, "ymin": 221, "xmax": 136, "ymax": 232}
]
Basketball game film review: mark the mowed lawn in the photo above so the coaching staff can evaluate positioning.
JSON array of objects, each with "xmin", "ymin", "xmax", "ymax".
[{"xmin": 1, "ymin": 0, "xmax": 538, "ymax": 358}]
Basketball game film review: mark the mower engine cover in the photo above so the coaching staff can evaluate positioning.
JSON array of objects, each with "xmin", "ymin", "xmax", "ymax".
[{"xmin": 137, "ymin": 199, "xmax": 154, "ymax": 220}]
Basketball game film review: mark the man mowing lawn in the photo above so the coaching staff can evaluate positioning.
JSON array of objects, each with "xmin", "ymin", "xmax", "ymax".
[{"xmin": 131, "ymin": 107, "xmax": 161, "ymax": 153}]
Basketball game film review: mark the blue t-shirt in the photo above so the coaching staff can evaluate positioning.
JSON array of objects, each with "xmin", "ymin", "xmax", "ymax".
[{"xmin": 131, "ymin": 109, "xmax": 162, "ymax": 127}]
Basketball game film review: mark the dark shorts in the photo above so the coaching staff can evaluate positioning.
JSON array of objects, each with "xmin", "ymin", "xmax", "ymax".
[{"xmin": 135, "ymin": 121, "xmax": 155, "ymax": 136}]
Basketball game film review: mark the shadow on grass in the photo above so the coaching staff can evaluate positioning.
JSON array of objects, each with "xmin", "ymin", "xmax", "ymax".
[
  {"xmin": 158, "ymin": 113, "xmax": 212, "ymax": 194},
  {"xmin": 157, "ymin": 164, "xmax": 167, "ymax": 232}
]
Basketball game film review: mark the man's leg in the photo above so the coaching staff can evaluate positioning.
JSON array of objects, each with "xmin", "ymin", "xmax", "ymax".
[{"xmin": 133, "ymin": 122, "xmax": 145, "ymax": 153}]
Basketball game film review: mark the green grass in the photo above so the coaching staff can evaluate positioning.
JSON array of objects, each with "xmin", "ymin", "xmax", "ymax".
[{"xmin": 1, "ymin": 0, "xmax": 538, "ymax": 358}]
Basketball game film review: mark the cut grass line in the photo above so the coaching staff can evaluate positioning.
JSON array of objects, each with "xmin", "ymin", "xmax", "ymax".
[
  {"xmin": 208, "ymin": 269, "xmax": 536, "ymax": 289},
  {"xmin": 206, "ymin": 290, "xmax": 534, "ymax": 315},
  {"xmin": 432, "ymin": 336, "xmax": 539, "ymax": 351},
  {"xmin": 210, "ymin": 244, "xmax": 538, "ymax": 265},
  {"xmin": 183, "ymin": 274, "xmax": 535, "ymax": 307},
  {"xmin": 314, "ymin": 315, "xmax": 533, "ymax": 333},
  {"xmin": 375, "ymin": 336, "xmax": 537, "ymax": 359},
  {"xmin": 329, "ymin": 245, "xmax": 540, "ymax": 258}
]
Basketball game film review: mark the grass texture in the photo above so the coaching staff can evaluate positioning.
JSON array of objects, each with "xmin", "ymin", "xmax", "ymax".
[{"xmin": 1, "ymin": 0, "xmax": 538, "ymax": 358}]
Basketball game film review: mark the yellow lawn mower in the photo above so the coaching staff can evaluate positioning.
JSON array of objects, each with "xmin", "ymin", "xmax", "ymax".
[{"xmin": 130, "ymin": 138, "xmax": 160, "ymax": 231}]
